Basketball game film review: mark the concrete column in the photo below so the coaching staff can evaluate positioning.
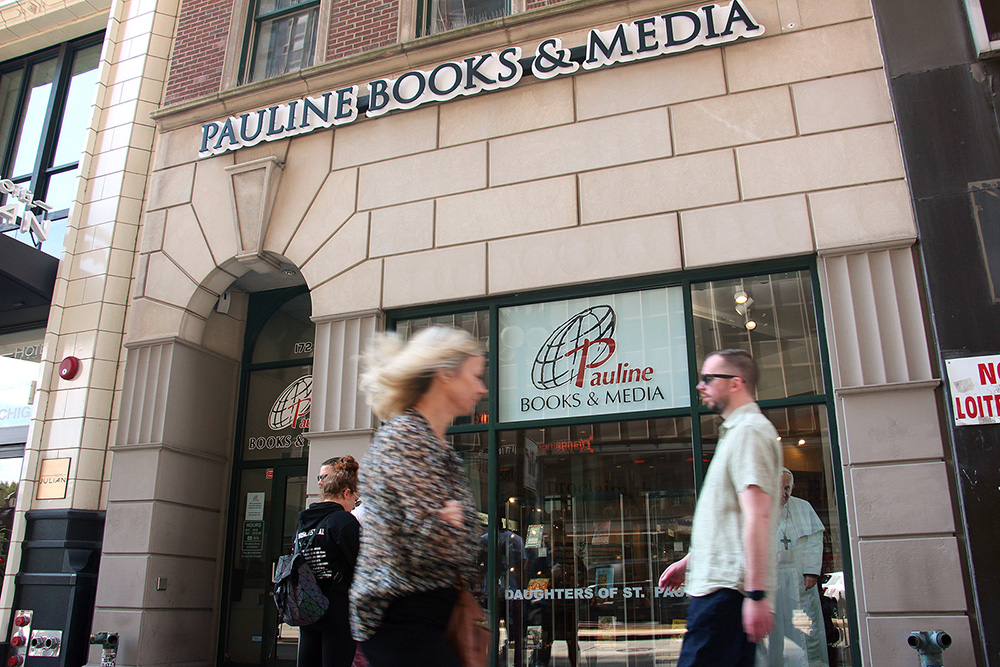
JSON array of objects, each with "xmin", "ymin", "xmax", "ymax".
[
  {"xmin": 305, "ymin": 311, "xmax": 380, "ymax": 493},
  {"xmin": 87, "ymin": 338, "xmax": 238, "ymax": 666},
  {"xmin": 819, "ymin": 243, "xmax": 977, "ymax": 666}
]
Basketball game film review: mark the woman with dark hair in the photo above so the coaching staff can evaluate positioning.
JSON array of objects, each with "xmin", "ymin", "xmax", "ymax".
[
  {"xmin": 297, "ymin": 455, "xmax": 362, "ymax": 667},
  {"xmin": 350, "ymin": 326, "xmax": 487, "ymax": 667}
]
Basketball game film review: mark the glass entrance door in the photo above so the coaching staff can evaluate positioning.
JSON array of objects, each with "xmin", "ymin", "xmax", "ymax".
[
  {"xmin": 223, "ymin": 466, "xmax": 308, "ymax": 666},
  {"xmin": 220, "ymin": 288, "xmax": 315, "ymax": 667}
]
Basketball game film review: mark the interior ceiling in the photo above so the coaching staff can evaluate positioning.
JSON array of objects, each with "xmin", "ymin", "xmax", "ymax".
[
  {"xmin": 0, "ymin": 233, "xmax": 58, "ymax": 331},
  {"xmin": 229, "ymin": 256, "xmax": 306, "ymax": 294}
]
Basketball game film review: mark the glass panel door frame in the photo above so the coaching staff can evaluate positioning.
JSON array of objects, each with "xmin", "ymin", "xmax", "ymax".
[
  {"xmin": 218, "ymin": 286, "xmax": 313, "ymax": 667},
  {"xmin": 219, "ymin": 462, "xmax": 307, "ymax": 667}
]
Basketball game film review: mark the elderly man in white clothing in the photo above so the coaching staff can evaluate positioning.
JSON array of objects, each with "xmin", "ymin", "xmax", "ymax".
[{"xmin": 760, "ymin": 468, "xmax": 828, "ymax": 667}]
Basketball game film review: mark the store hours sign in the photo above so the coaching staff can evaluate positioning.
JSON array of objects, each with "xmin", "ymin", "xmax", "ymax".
[{"xmin": 498, "ymin": 287, "xmax": 689, "ymax": 421}]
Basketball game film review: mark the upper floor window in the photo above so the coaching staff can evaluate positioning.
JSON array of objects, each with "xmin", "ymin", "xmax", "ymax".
[
  {"xmin": 966, "ymin": 0, "xmax": 1000, "ymax": 54},
  {"xmin": 245, "ymin": 0, "xmax": 320, "ymax": 83},
  {"xmin": 415, "ymin": 0, "xmax": 513, "ymax": 38},
  {"xmin": 0, "ymin": 34, "xmax": 101, "ymax": 258}
]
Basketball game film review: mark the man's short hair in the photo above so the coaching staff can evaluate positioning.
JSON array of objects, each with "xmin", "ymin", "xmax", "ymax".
[{"xmin": 707, "ymin": 349, "xmax": 760, "ymax": 393}]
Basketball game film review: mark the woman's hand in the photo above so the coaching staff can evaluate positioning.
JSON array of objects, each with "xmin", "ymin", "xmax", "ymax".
[{"xmin": 439, "ymin": 500, "xmax": 464, "ymax": 528}]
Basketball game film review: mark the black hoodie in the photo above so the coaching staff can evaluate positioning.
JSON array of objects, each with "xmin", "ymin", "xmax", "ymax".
[{"xmin": 296, "ymin": 501, "xmax": 361, "ymax": 596}]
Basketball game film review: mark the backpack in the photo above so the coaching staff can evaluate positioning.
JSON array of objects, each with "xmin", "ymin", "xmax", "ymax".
[{"xmin": 273, "ymin": 531, "xmax": 330, "ymax": 626}]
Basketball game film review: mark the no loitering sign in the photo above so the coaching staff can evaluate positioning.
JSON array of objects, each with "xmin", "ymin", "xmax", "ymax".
[{"xmin": 945, "ymin": 354, "xmax": 1000, "ymax": 425}]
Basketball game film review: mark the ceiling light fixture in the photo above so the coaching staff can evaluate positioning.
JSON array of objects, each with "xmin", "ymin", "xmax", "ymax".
[{"xmin": 735, "ymin": 284, "xmax": 757, "ymax": 331}]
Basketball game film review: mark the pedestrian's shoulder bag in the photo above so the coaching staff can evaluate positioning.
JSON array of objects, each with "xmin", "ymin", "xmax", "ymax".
[
  {"xmin": 445, "ymin": 575, "xmax": 489, "ymax": 667},
  {"xmin": 273, "ymin": 530, "xmax": 329, "ymax": 626}
]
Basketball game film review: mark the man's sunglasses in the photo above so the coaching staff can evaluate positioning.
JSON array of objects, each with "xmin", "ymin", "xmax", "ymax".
[{"xmin": 700, "ymin": 374, "xmax": 739, "ymax": 384}]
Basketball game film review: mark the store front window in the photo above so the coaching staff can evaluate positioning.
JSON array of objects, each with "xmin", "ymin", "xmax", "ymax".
[
  {"xmin": 494, "ymin": 417, "xmax": 695, "ymax": 665},
  {"xmin": 392, "ymin": 265, "xmax": 855, "ymax": 666}
]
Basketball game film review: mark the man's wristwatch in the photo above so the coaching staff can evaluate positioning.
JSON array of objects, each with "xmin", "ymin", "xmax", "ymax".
[{"xmin": 745, "ymin": 590, "xmax": 766, "ymax": 601}]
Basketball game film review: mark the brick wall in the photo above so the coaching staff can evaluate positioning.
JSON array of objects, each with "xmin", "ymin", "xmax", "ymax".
[
  {"xmin": 163, "ymin": 0, "xmax": 575, "ymax": 107},
  {"xmin": 327, "ymin": 0, "xmax": 401, "ymax": 62},
  {"xmin": 163, "ymin": 0, "xmax": 233, "ymax": 106}
]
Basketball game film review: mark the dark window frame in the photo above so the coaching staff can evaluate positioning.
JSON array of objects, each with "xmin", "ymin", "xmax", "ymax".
[
  {"xmin": 240, "ymin": 0, "xmax": 321, "ymax": 85},
  {"xmin": 0, "ymin": 32, "xmax": 103, "ymax": 250},
  {"xmin": 414, "ymin": 0, "xmax": 511, "ymax": 38}
]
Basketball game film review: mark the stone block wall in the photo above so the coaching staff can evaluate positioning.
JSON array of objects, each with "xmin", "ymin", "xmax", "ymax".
[{"xmin": 132, "ymin": 0, "xmax": 978, "ymax": 663}]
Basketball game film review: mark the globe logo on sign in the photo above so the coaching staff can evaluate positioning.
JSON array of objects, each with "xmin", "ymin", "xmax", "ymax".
[
  {"xmin": 269, "ymin": 375, "xmax": 312, "ymax": 430},
  {"xmin": 532, "ymin": 306, "xmax": 616, "ymax": 390}
]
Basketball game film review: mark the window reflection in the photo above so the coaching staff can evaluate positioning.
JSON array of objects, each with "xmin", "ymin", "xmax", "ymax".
[
  {"xmin": 396, "ymin": 310, "xmax": 490, "ymax": 424},
  {"xmin": 394, "ymin": 267, "xmax": 852, "ymax": 666},
  {"xmin": 495, "ymin": 418, "xmax": 694, "ymax": 666},
  {"xmin": 702, "ymin": 405, "xmax": 853, "ymax": 666},
  {"xmin": 251, "ymin": 292, "xmax": 315, "ymax": 364},
  {"xmin": 692, "ymin": 271, "xmax": 823, "ymax": 400},
  {"xmin": 250, "ymin": 0, "xmax": 318, "ymax": 82},
  {"xmin": 420, "ymin": 0, "xmax": 509, "ymax": 37},
  {"xmin": 52, "ymin": 44, "xmax": 100, "ymax": 167},
  {"xmin": 10, "ymin": 59, "xmax": 55, "ymax": 177},
  {"xmin": 42, "ymin": 168, "xmax": 77, "ymax": 213},
  {"xmin": 0, "ymin": 69, "xmax": 25, "ymax": 169}
]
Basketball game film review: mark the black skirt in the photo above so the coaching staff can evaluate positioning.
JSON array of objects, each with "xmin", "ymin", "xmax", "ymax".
[{"xmin": 360, "ymin": 587, "xmax": 461, "ymax": 667}]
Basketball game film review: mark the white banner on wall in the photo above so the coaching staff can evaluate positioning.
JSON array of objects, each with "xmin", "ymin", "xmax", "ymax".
[
  {"xmin": 946, "ymin": 354, "xmax": 1000, "ymax": 425},
  {"xmin": 0, "ymin": 356, "xmax": 38, "ymax": 430},
  {"xmin": 498, "ymin": 287, "xmax": 689, "ymax": 421}
]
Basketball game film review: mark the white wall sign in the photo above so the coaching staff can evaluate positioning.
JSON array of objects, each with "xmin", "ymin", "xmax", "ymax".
[
  {"xmin": 246, "ymin": 492, "xmax": 265, "ymax": 520},
  {"xmin": 498, "ymin": 287, "xmax": 690, "ymax": 421},
  {"xmin": 946, "ymin": 354, "xmax": 1000, "ymax": 425},
  {"xmin": 198, "ymin": 0, "xmax": 764, "ymax": 157},
  {"xmin": 0, "ymin": 348, "xmax": 41, "ymax": 430}
]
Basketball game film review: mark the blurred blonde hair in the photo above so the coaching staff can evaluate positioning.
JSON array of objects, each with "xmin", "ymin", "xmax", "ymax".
[{"xmin": 360, "ymin": 325, "xmax": 484, "ymax": 420}]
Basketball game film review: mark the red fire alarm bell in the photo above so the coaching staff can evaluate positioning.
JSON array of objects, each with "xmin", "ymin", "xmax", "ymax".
[{"xmin": 59, "ymin": 356, "xmax": 81, "ymax": 380}]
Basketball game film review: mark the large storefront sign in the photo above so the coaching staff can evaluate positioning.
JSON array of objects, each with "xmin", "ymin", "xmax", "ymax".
[
  {"xmin": 198, "ymin": 0, "xmax": 764, "ymax": 157},
  {"xmin": 244, "ymin": 371, "xmax": 311, "ymax": 457},
  {"xmin": 0, "ymin": 179, "xmax": 52, "ymax": 244},
  {"xmin": 498, "ymin": 287, "xmax": 689, "ymax": 421},
  {"xmin": 946, "ymin": 354, "xmax": 1000, "ymax": 425}
]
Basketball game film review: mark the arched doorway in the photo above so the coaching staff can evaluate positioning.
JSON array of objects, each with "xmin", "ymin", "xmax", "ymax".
[{"xmin": 220, "ymin": 287, "xmax": 314, "ymax": 667}]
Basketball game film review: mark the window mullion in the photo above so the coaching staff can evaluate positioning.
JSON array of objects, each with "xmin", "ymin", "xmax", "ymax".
[
  {"xmin": 1, "ymin": 66, "xmax": 34, "ymax": 179},
  {"xmin": 255, "ymin": 0, "xmax": 318, "ymax": 23},
  {"xmin": 27, "ymin": 43, "xmax": 70, "ymax": 200}
]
